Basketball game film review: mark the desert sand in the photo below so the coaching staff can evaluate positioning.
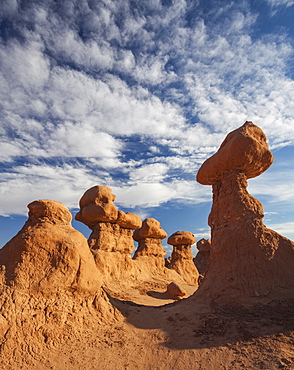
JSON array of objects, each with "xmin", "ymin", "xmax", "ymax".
[{"xmin": 1, "ymin": 122, "xmax": 294, "ymax": 369}]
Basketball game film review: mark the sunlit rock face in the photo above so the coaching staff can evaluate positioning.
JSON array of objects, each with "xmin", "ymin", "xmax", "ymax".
[
  {"xmin": 133, "ymin": 218, "xmax": 167, "ymax": 258},
  {"xmin": 0, "ymin": 200, "xmax": 101, "ymax": 297},
  {"xmin": 75, "ymin": 186, "xmax": 142, "ymax": 282},
  {"xmin": 167, "ymin": 231, "xmax": 199, "ymax": 286},
  {"xmin": 196, "ymin": 122, "xmax": 294, "ymax": 303},
  {"xmin": 196, "ymin": 121, "xmax": 274, "ymax": 185}
]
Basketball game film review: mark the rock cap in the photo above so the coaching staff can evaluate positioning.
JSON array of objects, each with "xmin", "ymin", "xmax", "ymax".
[
  {"xmin": 133, "ymin": 218, "xmax": 167, "ymax": 241},
  {"xmin": 167, "ymin": 231, "xmax": 195, "ymax": 246},
  {"xmin": 75, "ymin": 185, "xmax": 118, "ymax": 225},
  {"xmin": 116, "ymin": 211, "xmax": 142, "ymax": 229},
  {"xmin": 196, "ymin": 121, "xmax": 274, "ymax": 185}
]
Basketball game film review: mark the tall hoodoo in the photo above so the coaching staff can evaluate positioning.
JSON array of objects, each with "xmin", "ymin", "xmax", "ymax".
[
  {"xmin": 167, "ymin": 231, "xmax": 199, "ymax": 286},
  {"xmin": 196, "ymin": 121, "xmax": 294, "ymax": 302}
]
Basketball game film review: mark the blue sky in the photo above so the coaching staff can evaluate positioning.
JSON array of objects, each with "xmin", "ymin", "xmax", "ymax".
[{"xmin": 1, "ymin": 0, "xmax": 294, "ymax": 256}]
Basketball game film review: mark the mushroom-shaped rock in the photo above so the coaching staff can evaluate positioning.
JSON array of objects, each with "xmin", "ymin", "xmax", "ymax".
[
  {"xmin": 197, "ymin": 121, "xmax": 274, "ymax": 185},
  {"xmin": 195, "ymin": 122, "xmax": 294, "ymax": 303},
  {"xmin": 166, "ymin": 282, "xmax": 186, "ymax": 300},
  {"xmin": 133, "ymin": 218, "xmax": 167, "ymax": 258},
  {"xmin": 75, "ymin": 185, "xmax": 118, "ymax": 227},
  {"xmin": 0, "ymin": 200, "xmax": 101, "ymax": 297},
  {"xmin": 194, "ymin": 238, "xmax": 211, "ymax": 275},
  {"xmin": 167, "ymin": 231, "xmax": 199, "ymax": 286},
  {"xmin": 133, "ymin": 218, "xmax": 167, "ymax": 241}
]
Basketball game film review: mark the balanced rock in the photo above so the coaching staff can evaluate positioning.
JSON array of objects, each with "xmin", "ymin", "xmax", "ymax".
[
  {"xmin": 196, "ymin": 122, "xmax": 294, "ymax": 303},
  {"xmin": 194, "ymin": 238, "xmax": 211, "ymax": 275},
  {"xmin": 75, "ymin": 185, "xmax": 118, "ymax": 228},
  {"xmin": 76, "ymin": 186, "xmax": 142, "ymax": 255},
  {"xmin": 133, "ymin": 218, "xmax": 167, "ymax": 258},
  {"xmin": 197, "ymin": 121, "xmax": 274, "ymax": 185},
  {"xmin": 0, "ymin": 200, "xmax": 101, "ymax": 297},
  {"xmin": 167, "ymin": 231, "xmax": 199, "ymax": 285}
]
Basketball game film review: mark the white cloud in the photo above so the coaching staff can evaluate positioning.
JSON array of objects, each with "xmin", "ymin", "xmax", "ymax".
[{"xmin": 1, "ymin": 0, "xmax": 294, "ymax": 219}]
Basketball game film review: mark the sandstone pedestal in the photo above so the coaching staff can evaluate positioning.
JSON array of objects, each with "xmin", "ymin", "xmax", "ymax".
[
  {"xmin": 193, "ymin": 238, "xmax": 211, "ymax": 275},
  {"xmin": 167, "ymin": 231, "xmax": 199, "ymax": 285},
  {"xmin": 196, "ymin": 122, "xmax": 294, "ymax": 303}
]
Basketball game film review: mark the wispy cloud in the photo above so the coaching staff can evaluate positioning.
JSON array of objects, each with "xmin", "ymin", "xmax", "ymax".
[{"xmin": 0, "ymin": 0, "xmax": 294, "ymax": 218}]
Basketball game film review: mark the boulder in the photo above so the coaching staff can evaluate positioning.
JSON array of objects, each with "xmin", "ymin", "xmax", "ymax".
[
  {"xmin": 166, "ymin": 282, "xmax": 186, "ymax": 300},
  {"xmin": 75, "ymin": 185, "xmax": 118, "ymax": 227}
]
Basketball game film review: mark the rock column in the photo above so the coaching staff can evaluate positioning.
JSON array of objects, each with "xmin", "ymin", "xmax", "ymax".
[
  {"xmin": 167, "ymin": 231, "xmax": 199, "ymax": 285},
  {"xmin": 196, "ymin": 121, "xmax": 294, "ymax": 303}
]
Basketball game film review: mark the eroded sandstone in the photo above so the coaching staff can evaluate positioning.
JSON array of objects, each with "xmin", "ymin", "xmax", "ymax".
[{"xmin": 196, "ymin": 122, "xmax": 294, "ymax": 303}]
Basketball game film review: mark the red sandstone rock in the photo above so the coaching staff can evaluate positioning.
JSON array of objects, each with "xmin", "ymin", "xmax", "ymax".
[
  {"xmin": 167, "ymin": 231, "xmax": 195, "ymax": 246},
  {"xmin": 116, "ymin": 210, "xmax": 142, "ymax": 229},
  {"xmin": 0, "ymin": 200, "xmax": 101, "ymax": 297},
  {"xmin": 196, "ymin": 122, "xmax": 294, "ymax": 303},
  {"xmin": 193, "ymin": 239, "xmax": 211, "ymax": 275},
  {"xmin": 75, "ymin": 185, "xmax": 118, "ymax": 227},
  {"xmin": 133, "ymin": 218, "xmax": 167, "ymax": 259},
  {"xmin": 196, "ymin": 238, "xmax": 211, "ymax": 253},
  {"xmin": 167, "ymin": 231, "xmax": 199, "ymax": 285},
  {"xmin": 88, "ymin": 221, "xmax": 135, "ymax": 254},
  {"xmin": 196, "ymin": 121, "xmax": 274, "ymax": 185},
  {"xmin": 133, "ymin": 218, "xmax": 167, "ymax": 241},
  {"xmin": 166, "ymin": 282, "xmax": 186, "ymax": 300}
]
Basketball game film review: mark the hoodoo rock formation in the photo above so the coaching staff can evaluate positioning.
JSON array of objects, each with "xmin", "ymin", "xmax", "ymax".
[
  {"xmin": 75, "ymin": 186, "xmax": 142, "ymax": 282},
  {"xmin": 167, "ymin": 231, "xmax": 199, "ymax": 285},
  {"xmin": 193, "ymin": 238, "xmax": 211, "ymax": 275},
  {"xmin": 133, "ymin": 218, "xmax": 167, "ymax": 259},
  {"xmin": 76, "ymin": 185, "xmax": 142, "ymax": 254},
  {"xmin": 0, "ymin": 200, "xmax": 101, "ymax": 297},
  {"xmin": 196, "ymin": 121, "xmax": 294, "ymax": 303},
  {"xmin": 75, "ymin": 189, "xmax": 191, "ymax": 302}
]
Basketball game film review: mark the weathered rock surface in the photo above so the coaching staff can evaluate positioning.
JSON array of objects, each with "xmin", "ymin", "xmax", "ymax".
[
  {"xmin": 116, "ymin": 210, "xmax": 142, "ymax": 229},
  {"xmin": 75, "ymin": 186, "xmax": 142, "ymax": 284},
  {"xmin": 75, "ymin": 185, "xmax": 118, "ymax": 227},
  {"xmin": 0, "ymin": 200, "xmax": 101, "ymax": 297},
  {"xmin": 74, "ymin": 189, "xmax": 187, "ymax": 300},
  {"xmin": 133, "ymin": 218, "xmax": 167, "ymax": 258},
  {"xmin": 167, "ymin": 231, "xmax": 199, "ymax": 285},
  {"xmin": 196, "ymin": 122, "xmax": 294, "ymax": 303},
  {"xmin": 168, "ymin": 231, "xmax": 195, "ymax": 246},
  {"xmin": 194, "ymin": 238, "xmax": 211, "ymax": 275},
  {"xmin": 196, "ymin": 121, "xmax": 274, "ymax": 185},
  {"xmin": 133, "ymin": 217, "xmax": 168, "ymax": 241}
]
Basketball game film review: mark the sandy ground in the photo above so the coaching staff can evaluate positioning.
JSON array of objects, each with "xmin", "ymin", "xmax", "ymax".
[{"xmin": 1, "ymin": 286, "xmax": 294, "ymax": 370}]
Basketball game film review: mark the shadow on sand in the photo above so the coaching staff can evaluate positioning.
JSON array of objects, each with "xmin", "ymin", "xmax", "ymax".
[{"xmin": 107, "ymin": 291, "xmax": 294, "ymax": 351}]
